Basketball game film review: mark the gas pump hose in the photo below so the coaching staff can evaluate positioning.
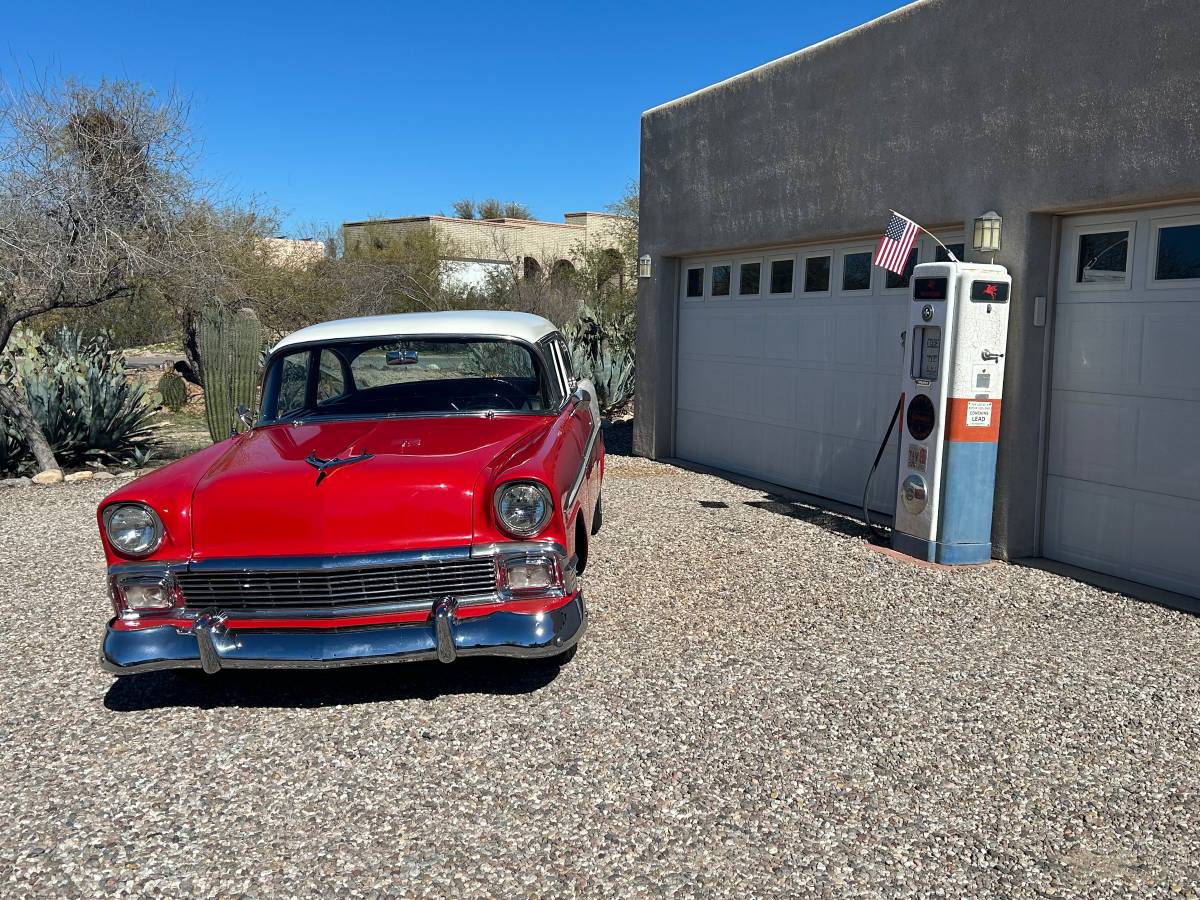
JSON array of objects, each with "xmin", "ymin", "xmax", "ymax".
[{"xmin": 862, "ymin": 393, "xmax": 904, "ymax": 543}]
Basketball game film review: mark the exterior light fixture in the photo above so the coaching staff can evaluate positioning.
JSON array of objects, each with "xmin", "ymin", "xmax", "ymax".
[
  {"xmin": 637, "ymin": 254, "xmax": 652, "ymax": 278},
  {"xmin": 973, "ymin": 210, "xmax": 1003, "ymax": 257}
]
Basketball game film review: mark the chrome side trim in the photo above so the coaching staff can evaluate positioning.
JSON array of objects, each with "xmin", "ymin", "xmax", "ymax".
[{"xmin": 563, "ymin": 395, "xmax": 601, "ymax": 514}]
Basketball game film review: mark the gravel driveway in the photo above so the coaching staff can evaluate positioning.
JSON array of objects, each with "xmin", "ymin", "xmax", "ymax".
[{"xmin": 1, "ymin": 438, "xmax": 1198, "ymax": 897}]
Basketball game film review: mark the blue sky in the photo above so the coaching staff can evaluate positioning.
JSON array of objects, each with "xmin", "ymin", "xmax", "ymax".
[{"xmin": 7, "ymin": 0, "xmax": 904, "ymax": 235}]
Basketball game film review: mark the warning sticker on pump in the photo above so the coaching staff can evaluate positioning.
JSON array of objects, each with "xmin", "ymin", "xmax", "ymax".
[{"xmin": 966, "ymin": 401, "xmax": 992, "ymax": 427}]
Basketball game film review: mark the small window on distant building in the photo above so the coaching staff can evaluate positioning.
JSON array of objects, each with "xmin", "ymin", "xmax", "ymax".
[
  {"xmin": 935, "ymin": 243, "xmax": 965, "ymax": 263},
  {"xmin": 1077, "ymin": 231, "xmax": 1129, "ymax": 283},
  {"xmin": 686, "ymin": 266, "xmax": 704, "ymax": 298},
  {"xmin": 804, "ymin": 256, "xmax": 831, "ymax": 293},
  {"xmin": 842, "ymin": 252, "xmax": 872, "ymax": 291},
  {"xmin": 1155, "ymin": 223, "xmax": 1200, "ymax": 280},
  {"xmin": 711, "ymin": 264, "xmax": 731, "ymax": 297},
  {"xmin": 737, "ymin": 261, "xmax": 761, "ymax": 297},
  {"xmin": 770, "ymin": 259, "xmax": 794, "ymax": 294},
  {"xmin": 886, "ymin": 248, "xmax": 919, "ymax": 289}
]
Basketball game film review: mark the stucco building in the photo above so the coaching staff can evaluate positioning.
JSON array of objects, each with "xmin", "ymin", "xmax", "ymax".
[
  {"xmin": 634, "ymin": 0, "xmax": 1200, "ymax": 603},
  {"xmin": 261, "ymin": 236, "xmax": 327, "ymax": 270},
  {"xmin": 343, "ymin": 212, "xmax": 628, "ymax": 289}
]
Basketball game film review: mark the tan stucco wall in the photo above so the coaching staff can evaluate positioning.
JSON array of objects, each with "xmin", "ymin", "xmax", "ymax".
[{"xmin": 343, "ymin": 213, "xmax": 627, "ymax": 268}]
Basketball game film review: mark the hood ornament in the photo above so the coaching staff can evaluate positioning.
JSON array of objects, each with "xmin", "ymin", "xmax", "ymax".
[{"xmin": 304, "ymin": 451, "xmax": 374, "ymax": 486}]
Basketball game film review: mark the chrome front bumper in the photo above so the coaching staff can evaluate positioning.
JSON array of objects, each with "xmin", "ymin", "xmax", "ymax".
[{"xmin": 100, "ymin": 594, "xmax": 586, "ymax": 675}]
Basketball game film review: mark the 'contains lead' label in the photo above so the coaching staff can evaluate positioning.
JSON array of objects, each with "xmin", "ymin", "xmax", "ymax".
[
  {"xmin": 944, "ymin": 398, "xmax": 1002, "ymax": 442},
  {"xmin": 966, "ymin": 401, "xmax": 992, "ymax": 428}
]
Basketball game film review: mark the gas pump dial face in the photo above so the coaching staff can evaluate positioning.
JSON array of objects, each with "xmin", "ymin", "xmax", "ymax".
[{"xmin": 906, "ymin": 394, "xmax": 936, "ymax": 441}]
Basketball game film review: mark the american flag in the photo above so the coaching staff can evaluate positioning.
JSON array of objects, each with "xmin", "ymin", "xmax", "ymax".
[{"xmin": 873, "ymin": 211, "xmax": 920, "ymax": 276}]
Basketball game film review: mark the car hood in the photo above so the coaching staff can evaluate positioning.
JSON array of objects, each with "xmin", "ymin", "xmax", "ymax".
[{"xmin": 189, "ymin": 416, "xmax": 548, "ymax": 560}]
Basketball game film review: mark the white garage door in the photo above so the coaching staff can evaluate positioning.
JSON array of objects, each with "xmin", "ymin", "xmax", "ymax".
[
  {"xmin": 675, "ymin": 234, "xmax": 963, "ymax": 512},
  {"xmin": 1044, "ymin": 206, "xmax": 1200, "ymax": 598}
]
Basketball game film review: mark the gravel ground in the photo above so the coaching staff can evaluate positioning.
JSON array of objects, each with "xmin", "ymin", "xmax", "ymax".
[{"xmin": 1, "ymin": 436, "xmax": 1198, "ymax": 898}]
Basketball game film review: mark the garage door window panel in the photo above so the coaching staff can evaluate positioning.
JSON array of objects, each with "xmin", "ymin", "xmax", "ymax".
[
  {"xmin": 1071, "ymin": 223, "xmax": 1134, "ymax": 292},
  {"xmin": 839, "ymin": 249, "xmax": 873, "ymax": 294},
  {"xmin": 935, "ymin": 242, "xmax": 966, "ymax": 263},
  {"xmin": 767, "ymin": 256, "xmax": 795, "ymax": 298},
  {"xmin": 802, "ymin": 253, "xmax": 832, "ymax": 296},
  {"xmin": 1151, "ymin": 216, "xmax": 1200, "ymax": 286},
  {"xmin": 683, "ymin": 265, "xmax": 705, "ymax": 301},
  {"xmin": 884, "ymin": 248, "xmax": 919, "ymax": 291},
  {"xmin": 709, "ymin": 262, "xmax": 732, "ymax": 299},
  {"xmin": 736, "ymin": 259, "xmax": 762, "ymax": 299}
]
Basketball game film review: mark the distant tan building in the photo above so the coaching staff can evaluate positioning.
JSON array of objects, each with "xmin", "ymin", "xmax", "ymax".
[
  {"xmin": 261, "ymin": 236, "xmax": 327, "ymax": 270},
  {"xmin": 342, "ymin": 212, "xmax": 628, "ymax": 290}
]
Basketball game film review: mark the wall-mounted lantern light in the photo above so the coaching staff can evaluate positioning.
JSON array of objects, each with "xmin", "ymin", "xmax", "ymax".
[
  {"xmin": 638, "ymin": 254, "xmax": 652, "ymax": 278},
  {"xmin": 972, "ymin": 210, "xmax": 1003, "ymax": 256}
]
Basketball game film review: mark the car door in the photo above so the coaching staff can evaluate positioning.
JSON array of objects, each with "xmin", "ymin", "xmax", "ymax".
[{"xmin": 547, "ymin": 335, "xmax": 600, "ymax": 528}]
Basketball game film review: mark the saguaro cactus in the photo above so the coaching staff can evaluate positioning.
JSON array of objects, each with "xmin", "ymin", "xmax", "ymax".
[{"xmin": 198, "ymin": 303, "xmax": 264, "ymax": 442}]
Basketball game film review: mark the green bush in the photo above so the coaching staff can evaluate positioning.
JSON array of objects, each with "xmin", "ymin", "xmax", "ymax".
[{"xmin": 0, "ymin": 328, "xmax": 158, "ymax": 475}]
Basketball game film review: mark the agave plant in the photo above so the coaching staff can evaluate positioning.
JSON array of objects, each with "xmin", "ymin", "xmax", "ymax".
[
  {"xmin": 0, "ymin": 327, "xmax": 158, "ymax": 475},
  {"xmin": 562, "ymin": 304, "xmax": 636, "ymax": 417}
]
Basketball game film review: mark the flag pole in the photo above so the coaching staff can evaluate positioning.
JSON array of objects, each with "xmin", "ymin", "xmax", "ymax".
[{"xmin": 889, "ymin": 209, "xmax": 959, "ymax": 263}]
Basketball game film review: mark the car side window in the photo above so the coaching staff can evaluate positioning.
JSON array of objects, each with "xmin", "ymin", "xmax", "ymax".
[
  {"xmin": 554, "ymin": 336, "xmax": 575, "ymax": 385},
  {"xmin": 316, "ymin": 349, "xmax": 347, "ymax": 405},
  {"xmin": 277, "ymin": 351, "xmax": 310, "ymax": 417},
  {"xmin": 538, "ymin": 336, "xmax": 566, "ymax": 407}
]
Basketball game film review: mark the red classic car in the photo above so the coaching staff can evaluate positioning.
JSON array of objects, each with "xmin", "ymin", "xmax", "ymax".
[{"xmin": 97, "ymin": 311, "xmax": 603, "ymax": 674}]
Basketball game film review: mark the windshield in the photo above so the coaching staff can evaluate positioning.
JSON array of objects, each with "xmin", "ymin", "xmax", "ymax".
[{"xmin": 261, "ymin": 337, "xmax": 555, "ymax": 422}]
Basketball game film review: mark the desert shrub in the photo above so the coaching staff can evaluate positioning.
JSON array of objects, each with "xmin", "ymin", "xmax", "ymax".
[
  {"xmin": 36, "ymin": 288, "xmax": 178, "ymax": 350},
  {"xmin": 0, "ymin": 327, "xmax": 157, "ymax": 474}
]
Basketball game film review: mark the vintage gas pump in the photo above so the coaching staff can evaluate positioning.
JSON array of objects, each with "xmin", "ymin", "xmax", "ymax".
[{"xmin": 891, "ymin": 261, "xmax": 1012, "ymax": 564}]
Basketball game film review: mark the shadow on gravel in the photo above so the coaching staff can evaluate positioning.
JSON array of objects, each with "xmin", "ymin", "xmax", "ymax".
[
  {"xmin": 744, "ymin": 495, "xmax": 868, "ymax": 540},
  {"xmin": 601, "ymin": 419, "xmax": 632, "ymax": 456},
  {"xmin": 103, "ymin": 657, "xmax": 564, "ymax": 712}
]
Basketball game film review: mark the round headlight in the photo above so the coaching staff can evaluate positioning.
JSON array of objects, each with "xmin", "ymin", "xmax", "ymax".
[
  {"xmin": 494, "ymin": 481, "xmax": 553, "ymax": 537},
  {"xmin": 103, "ymin": 503, "xmax": 164, "ymax": 557}
]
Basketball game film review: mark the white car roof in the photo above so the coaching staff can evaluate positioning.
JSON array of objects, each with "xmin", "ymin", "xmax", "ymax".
[{"xmin": 272, "ymin": 310, "xmax": 560, "ymax": 353}]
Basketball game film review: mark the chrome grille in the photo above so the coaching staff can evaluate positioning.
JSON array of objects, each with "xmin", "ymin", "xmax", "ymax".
[{"xmin": 176, "ymin": 557, "xmax": 498, "ymax": 611}]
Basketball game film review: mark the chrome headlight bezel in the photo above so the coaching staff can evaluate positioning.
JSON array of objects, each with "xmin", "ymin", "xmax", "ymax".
[
  {"xmin": 102, "ymin": 502, "xmax": 165, "ymax": 558},
  {"xmin": 493, "ymin": 480, "xmax": 554, "ymax": 538}
]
